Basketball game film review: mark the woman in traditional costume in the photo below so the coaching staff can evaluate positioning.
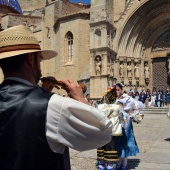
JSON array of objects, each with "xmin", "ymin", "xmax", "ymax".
[
  {"xmin": 96, "ymin": 86, "xmax": 121, "ymax": 170},
  {"xmin": 115, "ymin": 83, "xmax": 140, "ymax": 170}
]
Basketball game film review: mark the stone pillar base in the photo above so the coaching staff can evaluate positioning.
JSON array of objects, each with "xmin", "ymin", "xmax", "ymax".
[
  {"xmin": 132, "ymin": 79, "xmax": 136, "ymax": 86},
  {"xmin": 124, "ymin": 78, "xmax": 129, "ymax": 85},
  {"xmin": 139, "ymin": 79, "xmax": 145, "ymax": 86}
]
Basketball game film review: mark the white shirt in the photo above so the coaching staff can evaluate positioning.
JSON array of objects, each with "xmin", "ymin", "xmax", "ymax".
[
  {"xmin": 158, "ymin": 94, "xmax": 161, "ymax": 100},
  {"xmin": 4, "ymin": 77, "xmax": 112, "ymax": 154}
]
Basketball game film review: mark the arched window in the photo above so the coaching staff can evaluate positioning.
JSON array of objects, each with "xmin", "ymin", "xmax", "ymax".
[{"xmin": 65, "ymin": 31, "xmax": 73, "ymax": 63}]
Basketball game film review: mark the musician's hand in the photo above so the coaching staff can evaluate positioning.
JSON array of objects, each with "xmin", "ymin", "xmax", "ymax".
[
  {"xmin": 60, "ymin": 79, "xmax": 88, "ymax": 104},
  {"xmin": 41, "ymin": 77, "xmax": 60, "ymax": 92}
]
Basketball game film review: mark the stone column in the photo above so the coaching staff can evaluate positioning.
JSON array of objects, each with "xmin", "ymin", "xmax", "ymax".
[
  {"xmin": 146, "ymin": 59, "xmax": 151, "ymax": 87},
  {"xmin": 101, "ymin": 26, "xmax": 107, "ymax": 47},
  {"xmin": 101, "ymin": 51, "xmax": 107, "ymax": 75},
  {"xmin": 90, "ymin": 28, "xmax": 95, "ymax": 49},
  {"xmin": 139, "ymin": 58, "xmax": 145, "ymax": 86},
  {"xmin": 131, "ymin": 58, "xmax": 136, "ymax": 86},
  {"xmin": 150, "ymin": 58, "xmax": 154, "ymax": 90},
  {"xmin": 134, "ymin": 58, "xmax": 140, "ymax": 86},
  {"xmin": 107, "ymin": 55, "xmax": 110, "ymax": 75},
  {"xmin": 124, "ymin": 57, "xmax": 129, "ymax": 85},
  {"xmin": 119, "ymin": 57, "xmax": 124, "ymax": 83},
  {"xmin": 90, "ymin": 52, "xmax": 95, "ymax": 76},
  {"xmin": 115, "ymin": 58, "xmax": 119, "ymax": 83}
]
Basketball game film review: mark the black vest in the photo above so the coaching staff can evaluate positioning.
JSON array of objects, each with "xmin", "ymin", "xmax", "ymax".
[{"xmin": 0, "ymin": 80, "xmax": 65, "ymax": 170}]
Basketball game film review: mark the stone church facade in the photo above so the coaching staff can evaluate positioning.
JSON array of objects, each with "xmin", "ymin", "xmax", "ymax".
[{"xmin": 0, "ymin": 0, "xmax": 170, "ymax": 99}]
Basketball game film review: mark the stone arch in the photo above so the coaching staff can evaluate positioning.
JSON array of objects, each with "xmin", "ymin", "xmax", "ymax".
[{"xmin": 117, "ymin": 0, "xmax": 170, "ymax": 59}]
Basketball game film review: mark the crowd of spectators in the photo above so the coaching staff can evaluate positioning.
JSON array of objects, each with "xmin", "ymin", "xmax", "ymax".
[{"xmin": 125, "ymin": 87, "xmax": 170, "ymax": 107}]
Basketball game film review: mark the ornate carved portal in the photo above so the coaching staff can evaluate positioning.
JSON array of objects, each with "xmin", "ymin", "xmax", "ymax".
[{"xmin": 152, "ymin": 58, "xmax": 170, "ymax": 91}]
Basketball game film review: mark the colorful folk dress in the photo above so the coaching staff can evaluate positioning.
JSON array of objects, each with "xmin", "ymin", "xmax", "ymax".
[
  {"xmin": 115, "ymin": 94, "xmax": 143, "ymax": 157},
  {"xmin": 97, "ymin": 103, "xmax": 121, "ymax": 167}
]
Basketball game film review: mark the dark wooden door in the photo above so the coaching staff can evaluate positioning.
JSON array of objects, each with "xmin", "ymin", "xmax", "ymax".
[{"xmin": 152, "ymin": 57, "xmax": 170, "ymax": 91}]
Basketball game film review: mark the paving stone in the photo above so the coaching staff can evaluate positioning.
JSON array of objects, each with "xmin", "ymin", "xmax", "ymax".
[{"xmin": 70, "ymin": 114, "xmax": 170, "ymax": 169}]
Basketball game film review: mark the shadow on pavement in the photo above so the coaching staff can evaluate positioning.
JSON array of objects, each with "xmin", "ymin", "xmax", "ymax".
[
  {"xmin": 164, "ymin": 138, "xmax": 170, "ymax": 142},
  {"xmin": 127, "ymin": 159, "xmax": 140, "ymax": 170}
]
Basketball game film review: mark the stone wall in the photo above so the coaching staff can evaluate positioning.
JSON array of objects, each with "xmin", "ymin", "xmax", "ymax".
[
  {"xmin": 18, "ymin": 0, "xmax": 89, "ymax": 17},
  {"xmin": 1, "ymin": 14, "xmax": 42, "ymax": 29},
  {"xmin": 18, "ymin": 0, "xmax": 46, "ymax": 12},
  {"xmin": 42, "ymin": 16, "xmax": 90, "ymax": 94},
  {"xmin": 62, "ymin": 2, "xmax": 88, "ymax": 15}
]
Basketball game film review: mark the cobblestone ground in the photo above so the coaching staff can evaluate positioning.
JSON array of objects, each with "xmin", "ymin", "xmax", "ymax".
[{"xmin": 70, "ymin": 114, "xmax": 170, "ymax": 170}]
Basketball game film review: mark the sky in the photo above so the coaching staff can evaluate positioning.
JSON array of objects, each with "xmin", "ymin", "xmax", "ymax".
[{"xmin": 70, "ymin": 0, "xmax": 91, "ymax": 5}]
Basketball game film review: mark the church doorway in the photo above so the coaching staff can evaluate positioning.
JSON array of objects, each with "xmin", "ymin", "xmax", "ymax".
[{"xmin": 152, "ymin": 57, "xmax": 170, "ymax": 91}]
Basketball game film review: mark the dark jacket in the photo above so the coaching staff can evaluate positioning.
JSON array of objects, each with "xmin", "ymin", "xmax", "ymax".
[
  {"xmin": 155, "ymin": 93, "xmax": 163, "ymax": 101},
  {"xmin": 0, "ymin": 80, "xmax": 65, "ymax": 170},
  {"xmin": 139, "ymin": 94, "xmax": 146, "ymax": 103},
  {"xmin": 165, "ymin": 93, "xmax": 170, "ymax": 103}
]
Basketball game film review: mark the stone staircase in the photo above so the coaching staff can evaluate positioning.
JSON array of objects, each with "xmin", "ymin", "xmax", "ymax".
[{"xmin": 141, "ymin": 107, "xmax": 169, "ymax": 115}]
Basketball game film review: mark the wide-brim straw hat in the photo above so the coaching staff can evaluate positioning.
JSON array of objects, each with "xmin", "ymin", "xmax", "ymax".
[{"xmin": 0, "ymin": 25, "xmax": 57, "ymax": 60}]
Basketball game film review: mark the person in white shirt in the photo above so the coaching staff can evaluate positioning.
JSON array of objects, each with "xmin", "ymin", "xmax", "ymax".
[{"xmin": 0, "ymin": 25, "xmax": 112, "ymax": 170}]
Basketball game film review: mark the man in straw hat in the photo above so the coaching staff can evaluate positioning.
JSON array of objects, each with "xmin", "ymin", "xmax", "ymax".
[{"xmin": 0, "ymin": 25, "xmax": 112, "ymax": 170}]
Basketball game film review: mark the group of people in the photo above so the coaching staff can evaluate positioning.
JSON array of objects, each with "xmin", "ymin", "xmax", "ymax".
[
  {"xmin": 95, "ymin": 84, "xmax": 144, "ymax": 170},
  {"xmin": 125, "ymin": 87, "xmax": 170, "ymax": 107}
]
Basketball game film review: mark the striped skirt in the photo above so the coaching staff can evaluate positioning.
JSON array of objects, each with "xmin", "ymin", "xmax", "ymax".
[{"xmin": 97, "ymin": 136, "xmax": 119, "ymax": 163}]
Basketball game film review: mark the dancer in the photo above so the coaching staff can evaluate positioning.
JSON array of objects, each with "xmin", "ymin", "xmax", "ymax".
[
  {"xmin": 96, "ymin": 86, "xmax": 121, "ymax": 170},
  {"xmin": 115, "ymin": 83, "xmax": 139, "ymax": 170}
]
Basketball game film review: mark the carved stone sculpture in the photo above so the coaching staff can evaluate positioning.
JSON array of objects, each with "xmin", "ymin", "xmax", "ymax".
[
  {"xmin": 127, "ymin": 62, "xmax": 132, "ymax": 78},
  {"xmin": 144, "ymin": 63, "xmax": 150, "ymax": 79},
  {"xmin": 95, "ymin": 56, "xmax": 102, "ymax": 76},
  {"xmin": 134, "ymin": 63, "xmax": 139, "ymax": 79},
  {"xmin": 119, "ymin": 62, "xmax": 124, "ymax": 78}
]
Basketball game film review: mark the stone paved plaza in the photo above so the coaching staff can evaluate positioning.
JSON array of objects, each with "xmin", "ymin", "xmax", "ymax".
[{"xmin": 70, "ymin": 114, "xmax": 170, "ymax": 170}]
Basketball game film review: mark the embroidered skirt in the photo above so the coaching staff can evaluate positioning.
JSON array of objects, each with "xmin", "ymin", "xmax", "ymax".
[
  {"xmin": 116, "ymin": 121, "xmax": 139, "ymax": 157},
  {"xmin": 97, "ymin": 136, "xmax": 119, "ymax": 163}
]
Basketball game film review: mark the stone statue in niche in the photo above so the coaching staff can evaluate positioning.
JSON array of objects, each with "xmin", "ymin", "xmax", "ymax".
[
  {"xmin": 119, "ymin": 62, "xmax": 124, "ymax": 78},
  {"xmin": 95, "ymin": 56, "xmax": 102, "ymax": 76},
  {"xmin": 144, "ymin": 62, "xmax": 150, "ymax": 79},
  {"xmin": 134, "ymin": 63, "xmax": 140, "ymax": 79},
  {"xmin": 127, "ymin": 62, "xmax": 132, "ymax": 78}
]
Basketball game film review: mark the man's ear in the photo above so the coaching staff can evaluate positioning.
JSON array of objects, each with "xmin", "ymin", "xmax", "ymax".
[{"xmin": 26, "ymin": 53, "xmax": 34, "ymax": 67}]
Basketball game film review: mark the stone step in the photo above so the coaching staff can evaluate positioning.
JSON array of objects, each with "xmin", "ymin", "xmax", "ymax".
[
  {"xmin": 141, "ymin": 112, "xmax": 168, "ymax": 114},
  {"xmin": 141, "ymin": 107, "xmax": 169, "ymax": 114},
  {"xmin": 143, "ymin": 107, "xmax": 169, "ymax": 109}
]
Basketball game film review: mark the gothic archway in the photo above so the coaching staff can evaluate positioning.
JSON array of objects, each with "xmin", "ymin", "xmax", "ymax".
[{"xmin": 117, "ymin": 0, "xmax": 170, "ymax": 88}]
